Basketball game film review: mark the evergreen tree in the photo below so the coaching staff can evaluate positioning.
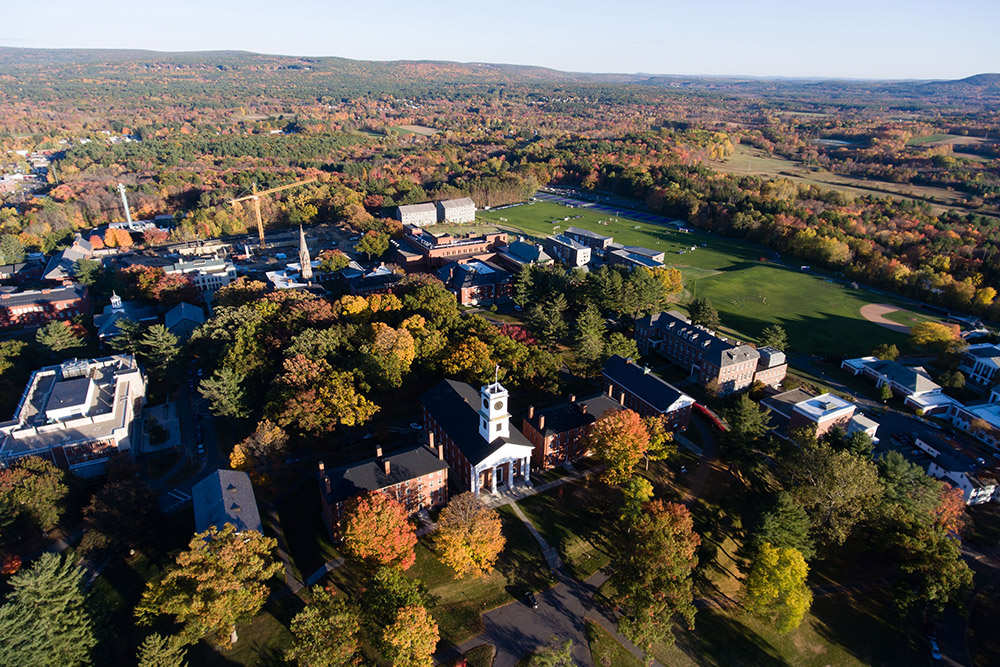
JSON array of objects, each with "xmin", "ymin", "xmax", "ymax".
[
  {"xmin": 722, "ymin": 394, "xmax": 770, "ymax": 460},
  {"xmin": 602, "ymin": 332, "xmax": 639, "ymax": 365},
  {"xmin": 109, "ymin": 317, "xmax": 144, "ymax": 355},
  {"xmin": 35, "ymin": 320, "xmax": 83, "ymax": 353},
  {"xmin": 573, "ymin": 303, "xmax": 606, "ymax": 372},
  {"xmin": 199, "ymin": 367, "xmax": 248, "ymax": 418},
  {"xmin": 140, "ymin": 324, "xmax": 181, "ymax": 374},
  {"xmin": 687, "ymin": 297, "xmax": 720, "ymax": 330},
  {"xmin": 513, "ymin": 264, "xmax": 534, "ymax": 308},
  {"xmin": 0, "ymin": 233, "xmax": 25, "ymax": 264},
  {"xmin": 0, "ymin": 553, "xmax": 96, "ymax": 667},
  {"xmin": 759, "ymin": 325, "xmax": 788, "ymax": 351},
  {"xmin": 136, "ymin": 633, "xmax": 188, "ymax": 667},
  {"xmin": 754, "ymin": 492, "xmax": 815, "ymax": 561}
]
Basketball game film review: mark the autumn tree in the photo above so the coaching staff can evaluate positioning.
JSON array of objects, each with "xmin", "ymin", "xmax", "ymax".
[
  {"xmin": 612, "ymin": 500, "xmax": 699, "ymax": 658},
  {"xmin": 355, "ymin": 230, "xmax": 389, "ymax": 260},
  {"xmin": 0, "ymin": 456, "xmax": 69, "ymax": 532},
  {"xmin": 103, "ymin": 227, "xmax": 133, "ymax": 248},
  {"xmin": 364, "ymin": 322, "xmax": 416, "ymax": 389},
  {"xmin": 35, "ymin": 320, "xmax": 83, "ymax": 353},
  {"xmin": 621, "ymin": 476, "xmax": 655, "ymax": 524},
  {"xmin": 142, "ymin": 228, "xmax": 171, "ymax": 247},
  {"xmin": 643, "ymin": 414, "xmax": 677, "ymax": 469},
  {"xmin": 872, "ymin": 343, "xmax": 899, "ymax": 361},
  {"xmin": 909, "ymin": 321, "xmax": 962, "ymax": 352},
  {"xmin": 229, "ymin": 419, "xmax": 288, "ymax": 478},
  {"xmin": 317, "ymin": 249, "xmax": 350, "ymax": 273},
  {"xmin": 742, "ymin": 543, "xmax": 813, "ymax": 632},
  {"xmin": 0, "ymin": 553, "xmax": 95, "ymax": 666},
  {"xmin": 442, "ymin": 337, "xmax": 494, "ymax": 382},
  {"xmin": 687, "ymin": 297, "xmax": 720, "ymax": 330},
  {"xmin": 137, "ymin": 633, "xmax": 189, "ymax": 667},
  {"xmin": 287, "ymin": 587, "xmax": 361, "ymax": 667},
  {"xmin": 214, "ymin": 277, "xmax": 268, "ymax": 309},
  {"xmin": 269, "ymin": 355, "xmax": 378, "ymax": 433},
  {"xmin": 436, "ymin": 492, "xmax": 505, "ymax": 578},
  {"xmin": 781, "ymin": 441, "xmax": 882, "ymax": 545},
  {"xmin": 381, "ymin": 604, "xmax": 439, "ymax": 667},
  {"xmin": 136, "ymin": 524, "xmax": 281, "ymax": 646},
  {"xmin": 759, "ymin": 324, "xmax": 788, "ymax": 351},
  {"xmin": 651, "ymin": 266, "xmax": 683, "ymax": 295},
  {"xmin": 584, "ymin": 408, "xmax": 650, "ymax": 485},
  {"xmin": 80, "ymin": 473, "xmax": 157, "ymax": 559},
  {"xmin": 341, "ymin": 492, "xmax": 417, "ymax": 570}
]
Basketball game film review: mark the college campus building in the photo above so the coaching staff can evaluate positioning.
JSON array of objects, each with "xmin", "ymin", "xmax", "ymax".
[
  {"xmin": 521, "ymin": 393, "xmax": 624, "ymax": 470},
  {"xmin": 318, "ymin": 442, "xmax": 449, "ymax": 538},
  {"xmin": 762, "ymin": 389, "xmax": 879, "ymax": 442},
  {"xmin": 959, "ymin": 343, "xmax": 1000, "ymax": 387},
  {"xmin": 93, "ymin": 292, "xmax": 157, "ymax": 339},
  {"xmin": 564, "ymin": 226, "xmax": 613, "ymax": 251},
  {"xmin": 396, "ymin": 202, "xmax": 439, "ymax": 228},
  {"xmin": 841, "ymin": 357, "xmax": 956, "ymax": 415},
  {"xmin": 0, "ymin": 284, "xmax": 92, "ymax": 329},
  {"xmin": 436, "ymin": 260, "xmax": 514, "ymax": 306},
  {"xmin": 192, "ymin": 469, "xmax": 263, "ymax": 534},
  {"xmin": 493, "ymin": 240, "xmax": 553, "ymax": 271},
  {"xmin": 421, "ymin": 379, "xmax": 534, "ymax": 497},
  {"xmin": 912, "ymin": 434, "xmax": 999, "ymax": 505},
  {"xmin": 394, "ymin": 224, "xmax": 509, "ymax": 269},
  {"xmin": 164, "ymin": 257, "xmax": 237, "ymax": 293},
  {"xmin": 0, "ymin": 355, "xmax": 145, "ymax": 477},
  {"xmin": 635, "ymin": 311, "xmax": 787, "ymax": 395},
  {"xmin": 42, "ymin": 233, "xmax": 94, "ymax": 282},
  {"xmin": 600, "ymin": 355, "xmax": 696, "ymax": 430},
  {"xmin": 396, "ymin": 197, "xmax": 477, "ymax": 227},
  {"xmin": 165, "ymin": 302, "xmax": 206, "ymax": 340},
  {"xmin": 544, "ymin": 234, "xmax": 592, "ymax": 267},
  {"xmin": 605, "ymin": 243, "xmax": 666, "ymax": 269}
]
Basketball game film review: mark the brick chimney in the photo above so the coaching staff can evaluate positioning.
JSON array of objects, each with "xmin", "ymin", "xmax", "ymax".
[
  {"xmin": 606, "ymin": 384, "xmax": 613, "ymax": 397},
  {"xmin": 580, "ymin": 403, "xmax": 588, "ymax": 414},
  {"xmin": 528, "ymin": 405, "xmax": 535, "ymax": 420},
  {"xmin": 438, "ymin": 443, "xmax": 444, "ymax": 460},
  {"xmin": 376, "ymin": 445, "xmax": 383, "ymax": 458},
  {"xmin": 618, "ymin": 391, "xmax": 626, "ymax": 404},
  {"xmin": 383, "ymin": 459, "xmax": 391, "ymax": 475},
  {"xmin": 569, "ymin": 394, "xmax": 576, "ymax": 403},
  {"xmin": 428, "ymin": 432, "xmax": 435, "ymax": 450},
  {"xmin": 538, "ymin": 415, "xmax": 545, "ymax": 430}
]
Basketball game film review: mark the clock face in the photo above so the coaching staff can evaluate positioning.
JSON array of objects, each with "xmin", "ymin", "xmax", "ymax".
[{"xmin": 494, "ymin": 401, "xmax": 504, "ymax": 410}]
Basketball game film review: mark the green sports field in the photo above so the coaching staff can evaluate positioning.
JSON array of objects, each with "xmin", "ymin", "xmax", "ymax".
[{"xmin": 478, "ymin": 199, "xmax": 920, "ymax": 357}]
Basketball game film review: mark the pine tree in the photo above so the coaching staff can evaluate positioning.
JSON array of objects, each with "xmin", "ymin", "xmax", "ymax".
[
  {"xmin": 109, "ymin": 317, "xmax": 144, "ymax": 355},
  {"xmin": 140, "ymin": 324, "xmax": 181, "ymax": 374},
  {"xmin": 759, "ymin": 325, "xmax": 788, "ymax": 351},
  {"xmin": 687, "ymin": 297, "xmax": 720, "ymax": 330},
  {"xmin": 0, "ymin": 553, "xmax": 96, "ymax": 667},
  {"xmin": 754, "ymin": 492, "xmax": 815, "ymax": 561},
  {"xmin": 35, "ymin": 320, "xmax": 83, "ymax": 353},
  {"xmin": 199, "ymin": 367, "xmax": 248, "ymax": 418},
  {"xmin": 573, "ymin": 303, "xmax": 606, "ymax": 372},
  {"xmin": 137, "ymin": 633, "xmax": 188, "ymax": 667}
]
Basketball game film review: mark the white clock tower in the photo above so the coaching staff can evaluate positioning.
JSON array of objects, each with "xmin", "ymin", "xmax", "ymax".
[{"xmin": 478, "ymin": 380, "xmax": 510, "ymax": 442}]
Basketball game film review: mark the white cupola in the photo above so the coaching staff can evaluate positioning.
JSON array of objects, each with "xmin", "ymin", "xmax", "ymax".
[
  {"xmin": 110, "ymin": 291, "xmax": 123, "ymax": 311},
  {"xmin": 478, "ymin": 378, "xmax": 510, "ymax": 442}
]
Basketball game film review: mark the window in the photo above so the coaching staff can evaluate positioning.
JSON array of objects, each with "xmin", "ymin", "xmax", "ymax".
[{"xmin": 496, "ymin": 423, "xmax": 502, "ymax": 432}]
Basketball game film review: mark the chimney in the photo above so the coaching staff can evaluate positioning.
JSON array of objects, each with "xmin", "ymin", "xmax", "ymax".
[
  {"xmin": 376, "ymin": 445, "xmax": 383, "ymax": 458},
  {"xmin": 428, "ymin": 432, "xmax": 435, "ymax": 450},
  {"xmin": 619, "ymin": 391, "xmax": 626, "ymax": 404},
  {"xmin": 569, "ymin": 394, "xmax": 576, "ymax": 403},
  {"xmin": 528, "ymin": 405, "xmax": 535, "ymax": 419},
  {"xmin": 318, "ymin": 462, "xmax": 325, "ymax": 472},
  {"xmin": 383, "ymin": 458, "xmax": 391, "ymax": 475},
  {"xmin": 606, "ymin": 384, "xmax": 613, "ymax": 397},
  {"xmin": 580, "ymin": 403, "xmax": 588, "ymax": 414},
  {"xmin": 438, "ymin": 443, "xmax": 444, "ymax": 460},
  {"xmin": 539, "ymin": 415, "xmax": 545, "ymax": 430}
]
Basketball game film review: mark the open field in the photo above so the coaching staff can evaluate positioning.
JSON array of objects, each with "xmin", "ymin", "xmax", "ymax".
[
  {"xmin": 391, "ymin": 124, "xmax": 439, "ymax": 136},
  {"xmin": 479, "ymin": 199, "xmax": 919, "ymax": 357},
  {"xmin": 906, "ymin": 133, "xmax": 986, "ymax": 147},
  {"xmin": 707, "ymin": 143, "xmax": 979, "ymax": 215}
]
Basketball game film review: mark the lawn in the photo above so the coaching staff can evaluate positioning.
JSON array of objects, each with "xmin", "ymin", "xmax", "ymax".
[
  {"xmin": 277, "ymin": 478, "xmax": 340, "ymax": 579},
  {"xmin": 479, "ymin": 199, "xmax": 915, "ymax": 357},
  {"xmin": 586, "ymin": 619, "xmax": 643, "ymax": 667},
  {"xmin": 880, "ymin": 308, "xmax": 940, "ymax": 328},
  {"xmin": 516, "ymin": 477, "xmax": 620, "ymax": 579}
]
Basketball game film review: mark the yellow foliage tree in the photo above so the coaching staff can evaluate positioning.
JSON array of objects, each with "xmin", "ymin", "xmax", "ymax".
[
  {"xmin": 741, "ymin": 543, "xmax": 812, "ymax": 633},
  {"xmin": 436, "ymin": 493, "xmax": 505, "ymax": 578}
]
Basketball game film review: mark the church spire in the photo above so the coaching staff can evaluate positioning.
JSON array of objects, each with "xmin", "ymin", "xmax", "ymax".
[{"xmin": 298, "ymin": 225, "xmax": 312, "ymax": 283}]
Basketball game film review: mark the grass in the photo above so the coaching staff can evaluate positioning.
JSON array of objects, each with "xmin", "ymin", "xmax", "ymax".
[
  {"xmin": 906, "ymin": 133, "xmax": 955, "ymax": 146},
  {"xmin": 479, "ymin": 198, "xmax": 918, "ymax": 357},
  {"xmin": 187, "ymin": 588, "xmax": 304, "ymax": 666},
  {"xmin": 391, "ymin": 124, "xmax": 438, "ymax": 136},
  {"xmin": 586, "ymin": 619, "xmax": 643, "ymax": 667},
  {"xmin": 277, "ymin": 478, "xmax": 340, "ymax": 578},
  {"xmin": 516, "ymin": 477, "xmax": 619, "ymax": 579},
  {"xmin": 880, "ymin": 308, "xmax": 940, "ymax": 328},
  {"xmin": 447, "ymin": 644, "xmax": 495, "ymax": 667}
]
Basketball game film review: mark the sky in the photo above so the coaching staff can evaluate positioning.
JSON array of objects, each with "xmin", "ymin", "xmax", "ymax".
[{"xmin": 3, "ymin": 0, "xmax": 999, "ymax": 79}]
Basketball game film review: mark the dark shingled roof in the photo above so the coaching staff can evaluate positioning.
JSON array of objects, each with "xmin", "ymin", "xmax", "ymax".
[
  {"xmin": 321, "ymin": 443, "xmax": 448, "ymax": 505},
  {"xmin": 602, "ymin": 355, "xmax": 694, "ymax": 414},
  {"xmin": 531, "ymin": 393, "xmax": 624, "ymax": 436},
  {"xmin": 421, "ymin": 379, "xmax": 533, "ymax": 465},
  {"xmin": 0, "ymin": 283, "xmax": 88, "ymax": 308}
]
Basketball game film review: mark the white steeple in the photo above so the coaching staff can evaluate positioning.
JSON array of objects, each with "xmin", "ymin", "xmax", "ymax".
[
  {"xmin": 298, "ymin": 226, "xmax": 313, "ymax": 283},
  {"xmin": 478, "ymin": 368, "xmax": 510, "ymax": 442}
]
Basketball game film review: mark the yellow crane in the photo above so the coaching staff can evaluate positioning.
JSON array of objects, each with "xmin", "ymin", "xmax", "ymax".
[{"xmin": 227, "ymin": 177, "xmax": 317, "ymax": 249}]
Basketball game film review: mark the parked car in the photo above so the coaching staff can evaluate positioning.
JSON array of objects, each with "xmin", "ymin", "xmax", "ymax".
[
  {"xmin": 928, "ymin": 637, "xmax": 942, "ymax": 661},
  {"xmin": 525, "ymin": 592, "xmax": 538, "ymax": 609},
  {"xmin": 196, "ymin": 443, "xmax": 205, "ymax": 455}
]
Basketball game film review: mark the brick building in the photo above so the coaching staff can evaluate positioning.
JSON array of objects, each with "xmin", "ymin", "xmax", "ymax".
[
  {"xmin": 600, "ymin": 355, "xmax": 696, "ymax": 430},
  {"xmin": 394, "ymin": 224, "xmax": 508, "ymax": 270},
  {"xmin": 521, "ymin": 393, "xmax": 624, "ymax": 470},
  {"xmin": 318, "ymin": 442, "xmax": 449, "ymax": 539},
  {"xmin": 635, "ymin": 310, "xmax": 787, "ymax": 395},
  {"xmin": 0, "ymin": 284, "xmax": 91, "ymax": 329},
  {"xmin": 436, "ymin": 260, "xmax": 513, "ymax": 306},
  {"xmin": 564, "ymin": 226, "xmax": 613, "ymax": 251}
]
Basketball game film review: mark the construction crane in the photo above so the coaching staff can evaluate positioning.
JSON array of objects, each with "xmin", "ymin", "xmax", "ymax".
[{"xmin": 227, "ymin": 177, "xmax": 316, "ymax": 249}]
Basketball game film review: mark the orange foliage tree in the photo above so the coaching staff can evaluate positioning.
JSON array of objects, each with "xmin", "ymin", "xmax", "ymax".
[
  {"xmin": 340, "ymin": 492, "xmax": 417, "ymax": 570},
  {"xmin": 584, "ymin": 408, "xmax": 650, "ymax": 485},
  {"xmin": 436, "ymin": 492, "xmax": 505, "ymax": 578}
]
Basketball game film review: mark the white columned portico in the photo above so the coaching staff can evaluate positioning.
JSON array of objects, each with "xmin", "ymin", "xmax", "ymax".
[
  {"xmin": 490, "ymin": 465, "xmax": 497, "ymax": 493},
  {"xmin": 523, "ymin": 456, "xmax": 531, "ymax": 484}
]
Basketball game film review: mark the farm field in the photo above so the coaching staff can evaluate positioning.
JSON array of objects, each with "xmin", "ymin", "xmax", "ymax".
[
  {"xmin": 391, "ymin": 124, "xmax": 439, "ymax": 136},
  {"xmin": 479, "ymin": 199, "xmax": 921, "ymax": 357},
  {"xmin": 707, "ymin": 143, "xmax": 978, "ymax": 214}
]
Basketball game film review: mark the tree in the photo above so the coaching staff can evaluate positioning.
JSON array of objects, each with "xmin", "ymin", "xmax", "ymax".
[
  {"xmin": 612, "ymin": 500, "xmax": 699, "ymax": 658},
  {"xmin": 879, "ymin": 383, "xmax": 894, "ymax": 403},
  {"xmin": 354, "ymin": 231, "xmax": 389, "ymax": 260},
  {"xmin": 759, "ymin": 325, "xmax": 788, "ymax": 351},
  {"xmin": 364, "ymin": 566, "xmax": 426, "ymax": 626},
  {"xmin": 0, "ymin": 339, "xmax": 26, "ymax": 376},
  {"xmin": 643, "ymin": 415, "xmax": 677, "ymax": 469},
  {"xmin": 109, "ymin": 317, "xmax": 144, "ymax": 355},
  {"xmin": 140, "ymin": 324, "xmax": 180, "ymax": 375},
  {"xmin": 527, "ymin": 295, "xmax": 568, "ymax": 346},
  {"xmin": 381, "ymin": 604, "xmax": 439, "ymax": 667},
  {"xmin": 528, "ymin": 638, "xmax": 574, "ymax": 666},
  {"xmin": 0, "ymin": 553, "xmax": 96, "ymax": 666},
  {"xmin": 742, "ymin": 543, "xmax": 813, "ymax": 632},
  {"xmin": 317, "ymin": 249, "xmax": 349, "ymax": 273},
  {"xmin": 687, "ymin": 297, "xmax": 720, "ymax": 330},
  {"xmin": 754, "ymin": 492, "xmax": 815, "ymax": 561},
  {"xmin": 872, "ymin": 343, "xmax": 900, "ymax": 361},
  {"xmin": 602, "ymin": 332, "xmax": 639, "ymax": 365},
  {"xmin": 136, "ymin": 523, "xmax": 281, "ymax": 647},
  {"xmin": 214, "ymin": 277, "xmax": 268, "ymax": 309},
  {"xmin": 893, "ymin": 520, "xmax": 973, "ymax": 614},
  {"xmin": 35, "ymin": 320, "xmax": 83, "ymax": 353},
  {"xmin": 722, "ymin": 394, "xmax": 770, "ymax": 462},
  {"xmin": 269, "ymin": 356, "xmax": 378, "ymax": 433},
  {"xmin": 584, "ymin": 409, "xmax": 649, "ymax": 485},
  {"xmin": 104, "ymin": 227, "xmax": 134, "ymax": 248},
  {"xmin": 287, "ymin": 587, "xmax": 361, "ymax": 667},
  {"xmin": 80, "ymin": 474, "xmax": 157, "ymax": 559},
  {"xmin": 909, "ymin": 321, "xmax": 961, "ymax": 351},
  {"xmin": 199, "ymin": 367, "xmax": 248, "ymax": 418},
  {"xmin": 651, "ymin": 266, "xmax": 684, "ymax": 295},
  {"xmin": 136, "ymin": 633, "xmax": 188, "ymax": 667},
  {"xmin": 0, "ymin": 233, "xmax": 25, "ymax": 264},
  {"xmin": 574, "ymin": 303, "xmax": 607, "ymax": 372},
  {"xmin": 844, "ymin": 430, "xmax": 874, "ymax": 459},
  {"xmin": 232, "ymin": 419, "xmax": 288, "ymax": 477},
  {"xmin": 142, "ymin": 228, "xmax": 171, "ymax": 247},
  {"xmin": 436, "ymin": 493, "xmax": 505, "ymax": 578},
  {"xmin": 621, "ymin": 476, "xmax": 655, "ymax": 524},
  {"xmin": 781, "ymin": 441, "xmax": 882, "ymax": 546},
  {"xmin": 341, "ymin": 492, "xmax": 417, "ymax": 570},
  {"xmin": 0, "ymin": 456, "xmax": 69, "ymax": 532}
]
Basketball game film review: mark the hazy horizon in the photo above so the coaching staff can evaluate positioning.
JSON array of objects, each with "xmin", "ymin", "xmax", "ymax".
[{"xmin": 2, "ymin": 0, "xmax": 998, "ymax": 80}]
